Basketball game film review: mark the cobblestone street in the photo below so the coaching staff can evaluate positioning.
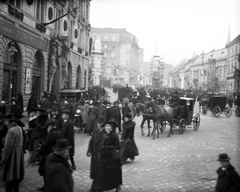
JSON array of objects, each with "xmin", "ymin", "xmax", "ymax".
[{"xmin": 1, "ymin": 102, "xmax": 239, "ymax": 192}]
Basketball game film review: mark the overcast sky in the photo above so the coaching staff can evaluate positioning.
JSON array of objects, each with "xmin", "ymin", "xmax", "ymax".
[{"xmin": 90, "ymin": 0, "xmax": 240, "ymax": 65}]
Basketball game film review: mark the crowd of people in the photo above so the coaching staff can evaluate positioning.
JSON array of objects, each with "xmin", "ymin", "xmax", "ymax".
[{"xmin": 0, "ymin": 86, "xmax": 239, "ymax": 192}]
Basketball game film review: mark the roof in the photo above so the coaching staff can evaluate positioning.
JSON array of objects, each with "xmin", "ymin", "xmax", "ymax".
[{"xmin": 226, "ymin": 34, "xmax": 240, "ymax": 48}]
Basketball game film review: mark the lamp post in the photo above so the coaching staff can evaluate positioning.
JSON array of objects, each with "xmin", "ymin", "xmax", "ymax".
[{"xmin": 8, "ymin": 42, "xmax": 18, "ymax": 112}]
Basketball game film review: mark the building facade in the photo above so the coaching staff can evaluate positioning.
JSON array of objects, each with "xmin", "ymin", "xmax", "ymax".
[
  {"xmin": 226, "ymin": 35, "xmax": 240, "ymax": 93},
  {"xmin": 90, "ymin": 28, "xmax": 143, "ymax": 86},
  {"xmin": 0, "ymin": 0, "xmax": 91, "ymax": 108}
]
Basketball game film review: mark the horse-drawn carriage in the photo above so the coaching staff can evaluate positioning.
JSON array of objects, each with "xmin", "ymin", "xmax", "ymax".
[
  {"xmin": 136, "ymin": 97, "xmax": 200, "ymax": 138},
  {"xmin": 156, "ymin": 97, "xmax": 200, "ymax": 137},
  {"xmin": 207, "ymin": 95, "xmax": 232, "ymax": 117}
]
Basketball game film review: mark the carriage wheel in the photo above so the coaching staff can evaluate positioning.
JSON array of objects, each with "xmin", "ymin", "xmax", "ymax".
[
  {"xmin": 193, "ymin": 113, "xmax": 200, "ymax": 131},
  {"xmin": 235, "ymin": 107, "xmax": 240, "ymax": 117},
  {"xmin": 212, "ymin": 106, "xmax": 221, "ymax": 117},
  {"xmin": 179, "ymin": 119, "xmax": 186, "ymax": 134},
  {"xmin": 224, "ymin": 107, "xmax": 232, "ymax": 118}
]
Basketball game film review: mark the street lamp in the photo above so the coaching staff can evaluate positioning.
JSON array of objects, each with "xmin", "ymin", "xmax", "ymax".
[{"xmin": 8, "ymin": 42, "xmax": 18, "ymax": 112}]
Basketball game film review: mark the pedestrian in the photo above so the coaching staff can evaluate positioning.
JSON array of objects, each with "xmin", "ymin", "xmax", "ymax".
[
  {"xmin": 17, "ymin": 93, "xmax": 24, "ymax": 115},
  {"xmin": 215, "ymin": 153, "xmax": 240, "ymax": 192},
  {"xmin": 37, "ymin": 118, "xmax": 63, "ymax": 191},
  {"xmin": 61, "ymin": 109, "xmax": 76, "ymax": 170},
  {"xmin": 87, "ymin": 117, "xmax": 106, "ymax": 191},
  {"xmin": 0, "ymin": 116, "xmax": 8, "ymax": 161},
  {"xmin": 82, "ymin": 100, "xmax": 90, "ymax": 131},
  {"xmin": 27, "ymin": 92, "xmax": 38, "ymax": 113},
  {"xmin": 86, "ymin": 101, "xmax": 99, "ymax": 135},
  {"xmin": 0, "ymin": 101, "xmax": 7, "ymax": 117},
  {"xmin": 122, "ymin": 102, "xmax": 131, "ymax": 121},
  {"xmin": 44, "ymin": 138, "xmax": 74, "ymax": 192},
  {"xmin": 51, "ymin": 107, "xmax": 64, "ymax": 132},
  {"xmin": 106, "ymin": 101, "xmax": 122, "ymax": 133},
  {"xmin": 0, "ymin": 113, "xmax": 25, "ymax": 192},
  {"xmin": 120, "ymin": 113, "xmax": 139, "ymax": 164},
  {"xmin": 91, "ymin": 120, "xmax": 122, "ymax": 192}
]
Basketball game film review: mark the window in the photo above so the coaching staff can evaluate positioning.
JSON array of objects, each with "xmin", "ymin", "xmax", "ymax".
[
  {"xmin": 10, "ymin": 0, "xmax": 21, "ymax": 9},
  {"xmin": 55, "ymin": 8, "xmax": 61, "ymax": 31},
  {"xmin": 36, "ymin": 0, "xmax": 44, "ymax": 22}
]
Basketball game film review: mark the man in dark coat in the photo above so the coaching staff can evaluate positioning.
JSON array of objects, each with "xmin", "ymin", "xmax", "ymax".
[
  {"xmin": 215, "ymin": 153, "xmax": 240, "ymax": 192},
  {"xmin": 122, "ymin": 103, "xmax": 131, "ymax": 121},
  {"xmin": 87, "ymin": 117, "xmax": 105, "ymax": 191},
  {"xmin": 0, "ymin": 113, "xmax": 25, "ymax": 192},
  {"xmin": 37, "ymin": 118, "xmax": 63, "ymax": 191},
  {"xmin": 106, "ymin": 101, "xmax": 122, "ymax": 133},
  {"xmin": 27, "ymin": 92, "xmax": 38, "ymax": 113},
  {"xmin": 62, "ymin": 109, "xmax": 76, "ymax": 170},
  {"xmin": 63, "ymin": 100, "xmax": 75, "ymax": 120},
  {"xmin": 45, "ymin": 139, "xmax": 74, "ymax": 192}
]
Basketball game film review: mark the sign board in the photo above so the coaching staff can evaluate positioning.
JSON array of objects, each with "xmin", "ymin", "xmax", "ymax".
[{"xmin": 25, "ymin": 68, "xmax": 31, "ymax": 94}]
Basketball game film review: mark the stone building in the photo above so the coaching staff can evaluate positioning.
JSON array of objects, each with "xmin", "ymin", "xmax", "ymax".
[
  {"xmin": 226, "ymin": 34, "xmax": 240, "ymax": 93},
  {"xmin": 0, "ymin": 0, "xmax": 91, "ymax": 109},
  {"xmin": 90, "ymin": 28, "xmax": 143, "ymax": 86}
]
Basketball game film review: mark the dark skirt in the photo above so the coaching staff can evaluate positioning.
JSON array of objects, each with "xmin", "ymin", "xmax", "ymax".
[
  {"xmin": 92, "ymin": 161, "xmax": 122, "ymax": 191},
  {"xmin": 120, "ymin": 138, "xmax": 139, "ymax": 161}
]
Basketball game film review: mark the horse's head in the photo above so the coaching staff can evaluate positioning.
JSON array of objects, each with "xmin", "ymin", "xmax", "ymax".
[{"xmin": 135, "ymin": 103, "xmax": 145, "ymax": 116}]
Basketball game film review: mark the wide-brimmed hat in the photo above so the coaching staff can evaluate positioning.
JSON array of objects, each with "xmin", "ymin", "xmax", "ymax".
[
  {"xmin": 53, "ymin": 139, "xmax": 72, "ymax": 151},
  {"xmin": 217, "ymin": 153, "xmax": 231, "ymax": 161},
  {"xmin": 4, "ymin": 113, "xmax": 15, "ymax": 121},
  {"xmin": 61, "ymin": 109, "xmax": 71, "ymax": 115},
  {"xmin": 124, "ymin": 113, "xmax": 132, "ymax": 119},
  {"xmin": 102, "ymin": 119, "xmax": 117, "ymax": 128},
  {"xmin": 47, "ymin": 118, "xmax": 56, "ymax": 126}
]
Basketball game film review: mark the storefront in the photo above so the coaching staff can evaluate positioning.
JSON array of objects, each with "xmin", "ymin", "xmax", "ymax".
[{"xmin": 0, "ymin": 19, "xmax": 48, "ymax": 107}]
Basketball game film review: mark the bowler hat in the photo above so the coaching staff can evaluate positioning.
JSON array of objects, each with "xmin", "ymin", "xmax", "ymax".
[
  {"xmin": 4, "ymin": 113, "xmax": 15, "ymax": 121},
  {"xmin": 53, "ymin": 139, "xmax": 72, "ymax": 151},
  {"xmin": 47, "ymin": 118, "xmax": 56, "ymax": 126},
  {"xmin": 61, "ymin": 109, "xmax": 71, "ymax": 115},
  {"xmin": 217, "ymin": 153, "xmax": 231, "ymax": 161},
  {"xmin": 124, "ymin": 113, "xmax": 132, "ymax": 119}
]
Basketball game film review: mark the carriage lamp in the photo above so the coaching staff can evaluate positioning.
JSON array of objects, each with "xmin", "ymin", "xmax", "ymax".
[{"xmin": 186, "ymin": 100, "xmax": 190, "ymax": 106}]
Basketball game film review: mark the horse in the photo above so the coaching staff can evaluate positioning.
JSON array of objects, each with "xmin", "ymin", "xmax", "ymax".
[
  {"xmin": 136, "ymin": 102, "xmax": 175, "ymax": 138},
  {"xmin": 135, "ymin": 103, "xmax": 155, "ymax": 136}
]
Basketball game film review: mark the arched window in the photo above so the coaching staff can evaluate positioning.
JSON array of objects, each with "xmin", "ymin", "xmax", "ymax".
[{"xmin": 76, "ymin": 65, "xmax": 81, "ymax": 89}]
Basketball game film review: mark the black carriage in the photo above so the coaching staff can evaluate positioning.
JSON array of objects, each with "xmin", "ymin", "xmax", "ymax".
[
  {"xmin": 160, "ymin": 97, "xmax": 200, "ymax": 135},
  {"xmin": 235, "ymin": 94, "xmax": 240, "ymax": 117},
  {"xmin": 208, "ymin": 96, "xmax": 232, "ymax": 117},
  {"xmin": 59, "ymin": 89, "xmax": 87, "ymax": 103}
]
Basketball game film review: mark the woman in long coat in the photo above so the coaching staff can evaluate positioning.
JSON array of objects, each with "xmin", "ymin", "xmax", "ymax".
[
  {"xmin": 86, "ymin": 102, "xmax": 99, "ymax": 135},
  {"xmin": 0, "ymin": 114, "xmax": 24, "ymax": 191},
  {"xmin": 91, "ymin": 120, "xmax": 122, "ymax": 192},
  {"xmin": 82, "ymin": 101, "xmax": 90, "ymax": 130},
  {"xmin": 120, "ymin": 113, "xmax": 139, "ymax": 164}
]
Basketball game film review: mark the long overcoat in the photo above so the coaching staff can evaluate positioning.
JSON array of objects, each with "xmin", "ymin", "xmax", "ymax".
[
  {"xmin": 1, "ymin": 123, "xmax": 24, "ymax": 182},
  {"xmin": 86, "ymin": 106, "xmax": 99, "ymax": 134},
  {"xmin": 87, "ymin": 129, "xmax": 104, "ymax": 179},
  {"xmin": 45, "ymin": 153, "xmax": 73, "ymax": 192},
  {"xmin": 106, "ymin": 106, "xmax": 121, "ymax": 130},
  {"xmin": 91, "ymin": 131, "xmax": 122, "ymax": 191},
  {"xmin": 215, "ymin": 163, "xmax": 240, "ymax": 192},
  {"xmin": 82, "ymin": 103, "xmax": 89, "ymax": 124},
  {"xmin": 62, "ymin": 119, "xmax": 75, "ymax": 156},
  {"xmin": 120, "ymin": 120, "xmax": 139, "ymax": 161}
]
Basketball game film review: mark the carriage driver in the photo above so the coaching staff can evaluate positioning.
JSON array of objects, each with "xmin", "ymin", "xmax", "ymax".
[{"xmin": 169, "ymin": 91, "xmax": 181, "ymax": 119}]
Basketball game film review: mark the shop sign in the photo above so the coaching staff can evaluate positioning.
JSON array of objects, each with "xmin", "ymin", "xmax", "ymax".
[
  {"xmin": 25, "ymin": 68, "xmax": 31, "ymax": 94},
  {"xmin": 0, "ymin": 19, "xmax": 48, "ymax": 51}
]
